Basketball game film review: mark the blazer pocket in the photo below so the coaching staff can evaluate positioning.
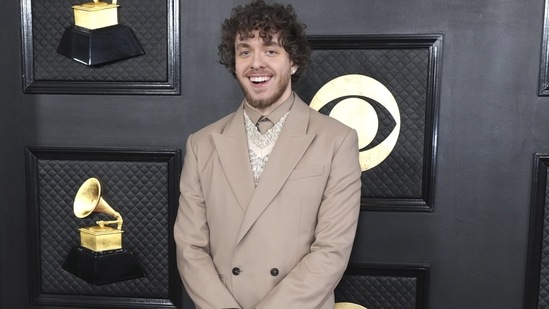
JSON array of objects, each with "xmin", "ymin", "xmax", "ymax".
[{"xmin": 288, "ymin": 164, "xmax": 324, "ymax": 181}]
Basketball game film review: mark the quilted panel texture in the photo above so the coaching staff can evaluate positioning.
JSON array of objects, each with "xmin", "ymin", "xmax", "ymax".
[
  {"xmin": 37, "ymin": 159, "xmax": 170, "ymax": 298},
  {"xmin": 537, "ymin": 175, "xmax": 549, "ymax": 307},
  {"xmin": 31, "ymin": 0, "xmax": 168, "ymax": 81},
  {"xmin": 295, "ymin": 48, "xmax": 429, "ymax": 199},
  {"xmin": 335, "ymin": 274, "xmax": 417, "ymax": 309}
]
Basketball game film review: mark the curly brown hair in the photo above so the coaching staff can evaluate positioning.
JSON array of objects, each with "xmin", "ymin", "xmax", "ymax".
[{"xmin": 218, "ymin": 0, "xmax": 311, "ymax": 82}]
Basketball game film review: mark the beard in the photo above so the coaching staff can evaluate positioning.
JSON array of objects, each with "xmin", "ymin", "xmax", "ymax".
[{"xmin": 239, "ymin": 72, "xmax": 291, "ymax": 110}]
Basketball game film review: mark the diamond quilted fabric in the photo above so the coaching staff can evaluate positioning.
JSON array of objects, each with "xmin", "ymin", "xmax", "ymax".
[
  {"xmin": 537, "ymin": 176, "xmax": 549, "ymax": 307},
  {"xmin": 31, "ymin": 0, "xmax": 168, "ymax": 81},
  {"xmin": 294, "ymin": 48, "xmax": 429, "ymax": 199},
  {"xmin": 37, "ymin": 159, "xmax": 170, "ymax": 298},
  {"xmin": 335, "ymin": 273, "xmax": 417, "ymax": 309}
]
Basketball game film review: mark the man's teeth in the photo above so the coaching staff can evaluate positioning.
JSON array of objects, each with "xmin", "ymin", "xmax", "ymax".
[{"xmin": 250, "ymin": 76, "xmax": 270, "ymax": 83}]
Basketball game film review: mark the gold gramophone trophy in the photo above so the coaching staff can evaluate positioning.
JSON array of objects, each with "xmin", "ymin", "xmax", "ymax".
[
  {"xmin": 62, "ymin": 177, "xmax": 145, "ymax": 285},
  {"xmin": 56, "ymin": 0, "xmax": 145, "ymax": 66}
]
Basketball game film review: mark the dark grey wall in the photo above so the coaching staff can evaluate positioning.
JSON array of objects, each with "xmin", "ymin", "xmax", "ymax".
[{"xmin": 1, "ymin": 0, "xmax": 546, "ymax": 308}]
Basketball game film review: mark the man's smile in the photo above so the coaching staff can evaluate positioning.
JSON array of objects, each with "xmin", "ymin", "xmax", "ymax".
[{"xmin": 249, "ymin": 76, "xmax": 272, "ymax": 84}]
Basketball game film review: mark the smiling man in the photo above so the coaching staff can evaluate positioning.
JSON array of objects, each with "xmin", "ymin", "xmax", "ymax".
[
  {"xmin": 174, "ymin": 1, "xmax": 362, "ymax": 308},
  {"xmin": 234, "ymin": 31, "xmax": 295, "ymax": 112}
]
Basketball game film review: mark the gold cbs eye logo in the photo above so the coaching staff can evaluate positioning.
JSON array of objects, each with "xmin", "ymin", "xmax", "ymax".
[{"xmin": 309, "ymin": 74, "xmax": 401, "ymax": 171}]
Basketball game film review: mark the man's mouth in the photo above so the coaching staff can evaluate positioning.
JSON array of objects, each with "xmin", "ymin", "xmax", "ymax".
[{"xmin": 249, "ymin": 76, "xmax": 271, "ymax": 84}]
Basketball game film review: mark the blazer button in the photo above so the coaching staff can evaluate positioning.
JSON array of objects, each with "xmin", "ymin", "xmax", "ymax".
[
  {"xmin": 232, "ymin": 267, "xmax": 241, "ymax": 276},
  {"xmin": 270, "ymin": 268, "xmax": 279, "ymax": 276}
]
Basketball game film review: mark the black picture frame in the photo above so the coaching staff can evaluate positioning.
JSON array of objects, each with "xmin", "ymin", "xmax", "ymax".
[
  {"xmin": 540, "ymin": 0, "xmax": 549, "ymax": 96},
  {"xmin": 524, "ymin": 154, "xmax": 549, "ymax": 308},
  {"xmin": 335, "ymin": 263, "xmax": 430, "ymax": 309},
  {"xmin": 19, "ymin": 0, "xmax": 180, "ymax": 95},
  {"xmin": 25, "ymin": 147, "xmax": 182, "ymax": 308},
  {"xmin": 296, "ymin": 34, "xmax": 443, "ymax": 212}
]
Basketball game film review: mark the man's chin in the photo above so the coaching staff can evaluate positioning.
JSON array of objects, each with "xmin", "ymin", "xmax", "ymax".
[{"xmin": 246, "ymin": 97, "xmax": 275, "ymax": 110}]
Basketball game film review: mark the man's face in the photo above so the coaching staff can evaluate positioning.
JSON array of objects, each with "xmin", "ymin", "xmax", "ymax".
[{"xmin": 234, "ymin": 30, "xmax": 297, "ymax": 111}]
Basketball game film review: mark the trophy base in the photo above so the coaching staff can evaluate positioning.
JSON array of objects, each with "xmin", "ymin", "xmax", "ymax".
[
  {"xmin": 62, "ymin": 246, "xmax": 145, "ymax": 285},
  {"xmin": 56, "ymin": 24, "xmax": 145, "ymax": 66},
  {"xmin": 79, "ymin": 226, "xmax": 123, "ymax": 252}
]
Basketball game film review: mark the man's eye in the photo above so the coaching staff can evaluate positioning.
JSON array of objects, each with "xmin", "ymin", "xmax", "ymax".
[
  {"xmin": 239, "ymin": 50, "xmax": 251, "ymax": 56},
  {"xmin": 266, "ymin": 50, "xmax": 277, "ymax": 55}
]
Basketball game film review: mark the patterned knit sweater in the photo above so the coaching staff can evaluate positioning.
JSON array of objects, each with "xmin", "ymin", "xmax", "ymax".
[{"xmin": 244, "ymin": 111, "xmax": 289, "ymax": 185}]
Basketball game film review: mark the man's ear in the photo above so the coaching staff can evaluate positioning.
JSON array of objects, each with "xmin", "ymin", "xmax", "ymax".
[{"xmin": 291, "ymin": 65, "xmax": 298, "ymax": 75}]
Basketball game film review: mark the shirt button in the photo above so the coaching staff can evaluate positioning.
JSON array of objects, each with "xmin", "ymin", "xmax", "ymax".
[
  {"xmin": 232, "ymin": 267, "xmax": 241, "ymax": 276},
  {"xmin": 270, "ymin": 268, "xmax": 279, "ymax": 276}
]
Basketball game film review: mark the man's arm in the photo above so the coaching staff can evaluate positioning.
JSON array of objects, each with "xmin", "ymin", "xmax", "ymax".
[
  {"xmin": 255, "ymin": 129, "xmax": 362, "ymax": 309},
  {"xmin": 174, "ymin": 134, "xmax": 241, "ymax": 309}
]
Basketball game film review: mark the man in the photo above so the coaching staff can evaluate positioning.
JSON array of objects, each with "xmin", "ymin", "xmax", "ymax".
[{"xmin": 174, "ymin": 1, "xmax": 362, "ymax": 308}]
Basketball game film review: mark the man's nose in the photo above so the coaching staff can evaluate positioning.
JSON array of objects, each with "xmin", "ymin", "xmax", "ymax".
[{"xmin": 250, "ymin": 52, "xmax": 265, "ymax": 69}]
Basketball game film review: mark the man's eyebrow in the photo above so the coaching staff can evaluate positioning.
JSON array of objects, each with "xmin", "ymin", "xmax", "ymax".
[
  {"xmin": 262, "ymin": 40, "xmax": 281, "ymax": 47},
  {"xmin": 235, "ymin": 42, "xmax": 251, "ymax": 49}
]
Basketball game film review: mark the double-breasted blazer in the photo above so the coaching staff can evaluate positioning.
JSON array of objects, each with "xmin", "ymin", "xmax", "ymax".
[{"xmin": 174, "ymin": 95, "xmax": 362, "ymax": 309}]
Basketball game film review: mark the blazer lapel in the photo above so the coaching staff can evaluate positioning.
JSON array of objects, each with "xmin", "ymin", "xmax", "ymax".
[
  {"xmin": 212, "ymin": 106, "xmax": 255, "ymax": 212},
  {"xmin": 237, "ymin": 97, "xmax": 315, "ymax": 243}
]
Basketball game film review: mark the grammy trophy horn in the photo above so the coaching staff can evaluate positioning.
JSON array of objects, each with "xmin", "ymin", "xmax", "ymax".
[{"xmin": 74, "ymin": 177, "xmax": 123, "ymax": 230}]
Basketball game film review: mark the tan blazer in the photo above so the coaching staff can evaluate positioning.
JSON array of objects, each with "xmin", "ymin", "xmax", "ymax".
[{"xmin": 174, "ymin": 95, "xmax": 362, "ymax": 309}]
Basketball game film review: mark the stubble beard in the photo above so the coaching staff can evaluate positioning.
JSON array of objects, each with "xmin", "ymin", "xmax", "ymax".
[{"xmin": 240, "ymin": 73, "xmax": 291, "ymax": 111}]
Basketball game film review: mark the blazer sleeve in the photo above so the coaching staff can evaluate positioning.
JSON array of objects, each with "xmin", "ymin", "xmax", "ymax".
[
  {"xmin": 174, "ymin": 134, "xmax": 242, "ymax": 309},
  {"xmin": 255, "ymin": 128, "xmax": 362, "ymax": 309}
]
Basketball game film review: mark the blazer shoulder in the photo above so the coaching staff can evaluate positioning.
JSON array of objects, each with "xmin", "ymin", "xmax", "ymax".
[
  {"xmin": 193, "ymin": 111, "xmax": 237, "ymax": 137},
  {"xmin": 185, "ymin": 111, "xmax": 240, "ymax": 153},
  {"xmin": 308, "ymin": 107, "xmax": 355, "ymax": 136},
  {"xmin": 293, "ymin": 95, "xmax": 354, "ymax": 136}
]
